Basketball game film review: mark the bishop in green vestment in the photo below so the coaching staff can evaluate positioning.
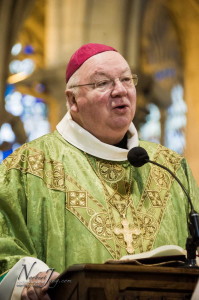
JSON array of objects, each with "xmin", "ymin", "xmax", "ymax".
[{"xmin": 0, "ymin": 43, "xmax": 198, "ymax": 300}]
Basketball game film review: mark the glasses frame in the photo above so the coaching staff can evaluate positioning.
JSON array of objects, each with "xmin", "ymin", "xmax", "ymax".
[{"xmin": 69, "ymin": 74, "xmax": 138, "ymax": 90}]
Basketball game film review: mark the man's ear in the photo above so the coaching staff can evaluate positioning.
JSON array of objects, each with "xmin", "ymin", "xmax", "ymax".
[{"xmin": 66, "ymin": 90, "xmax": 78, "ymax": 112}]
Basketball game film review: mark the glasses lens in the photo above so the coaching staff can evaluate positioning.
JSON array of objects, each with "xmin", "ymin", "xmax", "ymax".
[
  {"xmin": 96, "ymin": 80, "xmax": 112, "ymax": 91},
  {"xmin": 95, "ymin": 75, "xmax": 138, "ymax": 91},
  {"xmin": 132, "ymin": 75, "xmax": 138, "ymax": 86},
  {"xmin": 120, "ymin": 76, "xmax": 138, "ymax": 88}
]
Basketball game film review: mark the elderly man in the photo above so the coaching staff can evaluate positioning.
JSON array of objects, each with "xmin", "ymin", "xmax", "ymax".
[{"xmin": 0, "ymin": 43, "xmax": 198, "ymax": 299}]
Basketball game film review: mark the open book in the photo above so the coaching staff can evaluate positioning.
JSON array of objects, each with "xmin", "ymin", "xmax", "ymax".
[
  {"xmin": 106, "ymin": 245, "xmax": 187, "ymax": 266},
  {"xmin": 120, "ymin": 245, "xmax": 186, "ymax": 261}
]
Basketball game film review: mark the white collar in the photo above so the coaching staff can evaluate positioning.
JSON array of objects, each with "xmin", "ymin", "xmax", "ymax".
[{"xmin": 56, "ymin": 112, "xmax": 139, "ymax": 161}]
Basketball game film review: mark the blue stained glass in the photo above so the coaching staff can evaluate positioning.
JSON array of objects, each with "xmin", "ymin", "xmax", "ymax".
[
  {"xmin": 5, "ymin": 84, "xmax": 15, "ymax": 97},
  {"xmin": 23, "ymin": 45, "xmax": 34, "ymax": 54},
  {"xmin": 3, "ymin": 85, "xmax": 50, "ymax": 145},
  {"xmin": 0, "ymin": 148, "xmax": 16, "ymax": 163},
  {"xmin": 155, "ymin": 68, "xmax": 176, "ymax": 80},
  {"xmin": 3, "ymin": 149, "xmax": 13, "ymax": 160}
]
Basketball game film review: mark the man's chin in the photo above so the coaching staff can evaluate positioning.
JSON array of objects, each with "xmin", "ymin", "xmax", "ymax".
[{"xmin": 110, "ymin": 117, "xmax": 132, "ymax": 130}]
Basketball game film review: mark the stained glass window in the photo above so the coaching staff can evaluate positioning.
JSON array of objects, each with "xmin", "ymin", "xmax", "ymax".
[
  {"xmin": 165, "ymin": 84, "xmax": 187, "ymax": 154},
  {"xmin": 0, "ymin": 41, "xmax": 50, "ymax": 162},
  {"xmin": 139, "ymin": 103, "xmax": 161, "ymax": 144}
]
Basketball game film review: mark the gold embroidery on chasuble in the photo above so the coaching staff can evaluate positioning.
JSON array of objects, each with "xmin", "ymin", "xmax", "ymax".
[
  {"xmin": 82, "ymin": 146, "xmax": 183, "ymax": 257},
  {"xmin": 68, "ymin": 191, "xmax": 87, "ymax": 207},
  {"xmin": 137, "ymin": 145, "xmax": 183, "ymax": 252},
  {"xmin": 64, "ymin": 166, "xmax": 118, "ymax": 258},
  {"xmin": 3, "ymin": 145, "xmax": 66, "ymax": 191},
  {"xmin": 86, "ymin": 159, "xmax": 142, "ymax": 258},
  {"xmin": 3, "ymin": 144, "xmax": 183, "ymax": 258}
]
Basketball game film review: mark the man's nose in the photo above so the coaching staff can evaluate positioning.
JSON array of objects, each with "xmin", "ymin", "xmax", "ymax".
[{"xmin": 111, "ymin": 79, "xmax": 127, "ymax": 97}]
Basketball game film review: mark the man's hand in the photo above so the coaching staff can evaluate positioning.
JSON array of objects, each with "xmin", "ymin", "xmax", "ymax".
[{"xmin": 21, "ymin": 270, "xmax": 60, "ymax": 300}]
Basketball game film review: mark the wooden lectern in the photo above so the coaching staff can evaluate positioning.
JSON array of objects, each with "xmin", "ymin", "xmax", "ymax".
[{"xmin": 47, "ymin": 263, "xmax": 199, "ymax": 300}]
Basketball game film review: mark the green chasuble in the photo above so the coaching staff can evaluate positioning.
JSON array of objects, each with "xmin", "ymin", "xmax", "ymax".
[{"xmin": 0, "ymin": 130, "xmax": 198, "ymax": 275}]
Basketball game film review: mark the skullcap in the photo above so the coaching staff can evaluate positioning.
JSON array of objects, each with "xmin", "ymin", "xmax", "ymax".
[{"xmin": 66, "ymin": 43, "xmax": 117, "ymax": 82}]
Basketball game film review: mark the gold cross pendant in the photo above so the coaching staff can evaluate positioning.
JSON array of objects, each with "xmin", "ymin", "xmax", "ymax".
[{"xmin": 114, "ymin": 218, "xmax": 141, "ymax": 254}]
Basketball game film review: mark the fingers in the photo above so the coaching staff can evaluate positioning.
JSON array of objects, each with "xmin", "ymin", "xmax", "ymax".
[
  {"xmin": 21, "ymin": 285, "xmax": 51, "ymax": 300},
  {"xmin": 21, "ymin": 285, "xmax": 37, "ymax": 300},
  {"xmin": 20, "ymin": 271, "xmax": 60, "ymax": 300}
]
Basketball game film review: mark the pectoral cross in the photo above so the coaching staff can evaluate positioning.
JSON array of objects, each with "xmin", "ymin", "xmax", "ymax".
[{"xmin": 114, "ymin": 218, "xmax": 141, "ymax": 254}]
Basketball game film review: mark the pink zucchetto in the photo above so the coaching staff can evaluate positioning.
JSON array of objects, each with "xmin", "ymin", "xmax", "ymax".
[{"xmin": 66, "ymin": 43, "xmax": 117, "ymax": 82}]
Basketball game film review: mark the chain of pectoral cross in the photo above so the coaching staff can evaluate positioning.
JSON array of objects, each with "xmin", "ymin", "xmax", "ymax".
[{"xmin": 85, "ymin": 154, "xmax": 141, "ymax": 254}]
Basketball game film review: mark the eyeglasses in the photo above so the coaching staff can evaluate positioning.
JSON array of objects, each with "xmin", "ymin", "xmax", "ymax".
[{"xmin": 69, "ymin": 74, "xmax": 138, "ymax": 92}]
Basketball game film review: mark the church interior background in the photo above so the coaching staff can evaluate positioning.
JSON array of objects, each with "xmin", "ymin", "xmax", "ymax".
[{"xmin": 0, "ymin": 0, "xmax": 199, "ymax": 184}]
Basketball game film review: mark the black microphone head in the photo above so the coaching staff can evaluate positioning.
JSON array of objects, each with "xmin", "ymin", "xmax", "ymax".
[{"xmin": 127, "ymin": 146, "xmax": 149, "ymax": 167}]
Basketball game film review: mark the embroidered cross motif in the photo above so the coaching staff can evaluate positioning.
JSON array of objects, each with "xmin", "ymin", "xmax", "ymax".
[
  {"xmin": 109, "ymin": 192, "xmax": 131, "ymax": 216},
  {"xmin": 114, "ymin": 218, "xmax": 141, "ymax": 254},
  {"xmin": 68, "ymin": 191, "xmax": 87, "ymax": 207}
]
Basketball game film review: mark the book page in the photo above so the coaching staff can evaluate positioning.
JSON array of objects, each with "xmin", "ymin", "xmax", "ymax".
[{"xmin": 120, "ymin": 245, "xmax": 186, "ymax": 261}]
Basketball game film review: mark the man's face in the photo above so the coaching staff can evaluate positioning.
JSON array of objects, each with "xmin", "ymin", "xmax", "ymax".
[{"xmin": 68, "ymin": 51, "xmax": 137, "ymax": 144}]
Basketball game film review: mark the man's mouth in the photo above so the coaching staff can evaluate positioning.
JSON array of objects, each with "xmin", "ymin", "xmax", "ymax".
[{"xmin": 114, "ymin": 104, "xmax": 128, "ymax": 109}]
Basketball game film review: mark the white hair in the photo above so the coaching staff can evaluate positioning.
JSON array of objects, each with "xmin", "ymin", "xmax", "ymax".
[
  {"xmin": 65, "ymin": 70, "xmax": 81, "ymax": 109},
  {"xmin": 66, "ymin": 70, "xmax": 80, "ymax": 89}
]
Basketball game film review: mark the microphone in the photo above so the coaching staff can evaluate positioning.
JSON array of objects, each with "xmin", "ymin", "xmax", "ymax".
[
  {"xmin": 128, "ymin": 146, "xmax": 199, "ymax": 267},
  {"xmin": 127, "ymin": 146, "xmax": 149, "ymax": 167}
]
